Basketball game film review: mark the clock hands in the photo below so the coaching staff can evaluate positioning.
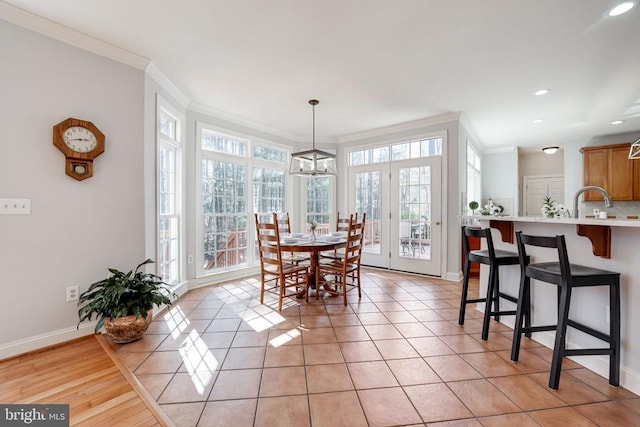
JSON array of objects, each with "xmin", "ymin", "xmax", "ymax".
[{"xmin": 67, "ymin": 138, "xmax": 93, "ymax": 141}]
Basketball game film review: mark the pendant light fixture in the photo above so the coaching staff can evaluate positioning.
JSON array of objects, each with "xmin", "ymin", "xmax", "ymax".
[
  {"xmin": 289, "ymin": 99, "xmax": 337, "ymax": 176},
  {"xmin": 629, "ymin": 136, "xmax": 640, "ymax": 159}
]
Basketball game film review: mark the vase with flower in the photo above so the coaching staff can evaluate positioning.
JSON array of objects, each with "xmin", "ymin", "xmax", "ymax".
[{"xmin": 309, "ymin": 221, "xmax": 318, "ymax": 241}]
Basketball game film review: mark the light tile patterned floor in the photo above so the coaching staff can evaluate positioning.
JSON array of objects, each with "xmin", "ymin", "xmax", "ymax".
[{"xmin": 111, "ymin": 268, "xmax": 640, "ymax": 426}]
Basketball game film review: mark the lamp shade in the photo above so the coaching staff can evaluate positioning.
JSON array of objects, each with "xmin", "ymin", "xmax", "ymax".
[
  {"xmin": 289, "ymin": 148, "xmax": 337, "ymax": 176},
  {"xmin": 628, "ymin": 137, "xmax": 640, "ymax": 160}
]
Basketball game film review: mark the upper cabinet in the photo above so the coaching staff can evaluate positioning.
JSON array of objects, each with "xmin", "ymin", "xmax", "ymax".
[{"xmin": 581, "ymin": 143, "xmax": 638, "ymax": 201}]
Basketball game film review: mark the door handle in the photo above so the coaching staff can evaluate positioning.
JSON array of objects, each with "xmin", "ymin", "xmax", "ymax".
[{"xmin": 435, "ymin": 222, "xmax": 441, "ymax": 225}]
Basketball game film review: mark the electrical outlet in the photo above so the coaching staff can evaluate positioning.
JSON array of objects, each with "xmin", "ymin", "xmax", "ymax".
[
  {"xmin": 187, "ymin": 255, "xmax": 194, "ymax": 264},
  {"xmin": 66, "ymin": 286, "xmax": 79, "ymax": 302}
]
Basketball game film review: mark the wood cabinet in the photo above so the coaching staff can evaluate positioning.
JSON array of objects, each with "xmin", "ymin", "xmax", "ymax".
[
  {"xmin": 581, "ymin": 143, "xmax": 638, "ymax": 201},
  {"xmin": 461, "ymin": 235, "xmax": 481, "ymax": 277}
]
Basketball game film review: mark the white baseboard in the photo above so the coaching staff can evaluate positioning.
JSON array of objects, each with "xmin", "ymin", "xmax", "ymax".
[
  {"xmin": 445, "ymin": 271, "xmax": 463, "ymax": 282},
  {"xmin": 0, "ymin": 322, "xmax": 97, "ymax": 360}
]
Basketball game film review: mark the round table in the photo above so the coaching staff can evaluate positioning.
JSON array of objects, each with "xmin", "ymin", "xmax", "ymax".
[{"xmin": 278, "ymin": 236, "xmax": 347, "ymax": 298}]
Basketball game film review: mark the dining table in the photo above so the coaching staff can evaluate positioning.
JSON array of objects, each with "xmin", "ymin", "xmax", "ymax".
[{"xmin": 278, "ymin": 234, "xmax": 347, "ymax": 299}]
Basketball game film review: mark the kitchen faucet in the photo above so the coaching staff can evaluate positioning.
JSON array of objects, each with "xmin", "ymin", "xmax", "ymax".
[{"xmin": 572, "ymin": 186, "xmax": 613, "ymax": 218}]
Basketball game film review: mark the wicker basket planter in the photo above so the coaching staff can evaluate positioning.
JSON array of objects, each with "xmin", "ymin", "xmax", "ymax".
[
  {"xmin": 78, "ymin": 259, "xmax": 177, "ymax": 344},
  {"xmin": 104, "ymin": 311, "xmax": 153, "ymax": 343}
]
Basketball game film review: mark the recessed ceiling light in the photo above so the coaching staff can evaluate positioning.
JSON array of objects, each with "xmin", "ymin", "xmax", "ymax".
[
  {"xmin": 611, "ymin": 120, "xmax": 625, "ymax": 125},
  {"xmin": 608, "ymin": 1, "xmax": 635, "ymax": 16},
  {"xmin": 533, "ymin": 119, "xmax": 544, "ymax": 124},
  {"xmin": 534, "ymin": 89, "xmax": 551, "ymax": 96}
]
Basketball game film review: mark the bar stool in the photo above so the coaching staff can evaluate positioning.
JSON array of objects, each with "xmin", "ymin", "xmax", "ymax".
[
  {"xmin": 459, "ymin": 226, "xmax": 525, "ymax": 341},
  {"xmin": 511, "ymin": 231, "xmax": 620, "ymax": 390}
]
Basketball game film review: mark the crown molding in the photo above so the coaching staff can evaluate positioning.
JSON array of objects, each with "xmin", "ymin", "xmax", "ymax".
[
  {"xmin": 189, "ymin": 101, "xmax": 300, "ymax": 142},
  {"xmin": 484, "ymin": 146, "xmax": 517, "ymax": 154},
  {"xmin": 0, "ymin": 1, "xmax": 149, "ymax": 69},
  {"xmin": 338, "ymin": 112, "xmax": 462, "ymax": 143},
  {"xmin": 145, "ymin": 62, "xmax": 189, "ymax": 108}
]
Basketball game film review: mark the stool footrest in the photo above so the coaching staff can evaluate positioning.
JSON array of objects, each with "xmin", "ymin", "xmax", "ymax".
[
  {"xmin": 465, "ymin": 298, "xmax": 486, "ymax": 304},
  {"xmin": 565, "ymin": 348, "xmax": 613, "ymax": 357},
  {"xmin": 496, "ymin": 292, "xmax": 518, "ymax": 304},
  {"xmin": 567, "ymin": 319, "xmax": 611, "ymax": 343},
  {"xmin": 489, "ymin": 309, "xmax": 516, "ymax": 316},
  {"xmin": 522, "ymin": 325, "xmax": 556, "ymax": 333}
]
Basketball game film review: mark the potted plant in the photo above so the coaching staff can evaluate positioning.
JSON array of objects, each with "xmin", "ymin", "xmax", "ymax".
[
  {"xmin": 468, "ymin": 201, "xmax": 479, "ymax": 215},
  {"xmin": 77, "ymin": 259, "xmax": 177, "ymax": 343}
]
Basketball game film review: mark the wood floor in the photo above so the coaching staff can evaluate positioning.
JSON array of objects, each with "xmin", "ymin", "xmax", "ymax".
[{"xmin": 0, "ymin": 335, "xmax": 173, "ymax": 426}]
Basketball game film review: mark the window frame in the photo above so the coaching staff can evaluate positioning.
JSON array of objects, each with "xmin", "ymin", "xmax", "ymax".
[
  {"xmin": 156, "ymin": 96, "xmax": 184, "ymax": 286},
  {"xmin": 195, "ymin": 121, "xmax": 292, "ymax": 278},
  {"xmin": 466, "ymin": 140, "xmax": 482, "ymax": 215}
]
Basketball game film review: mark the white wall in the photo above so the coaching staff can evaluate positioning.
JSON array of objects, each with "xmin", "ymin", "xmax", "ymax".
[
  {"xmin": 482, "ymin": 148, "xmax": 519, "ymax": 216},
  {"xmin": 519, "ymin": 150, "xmax": 564, "ymax": 177},
  {"xmin": 0, "ymin": 21, "xmax": 145, "ymax": 355}
]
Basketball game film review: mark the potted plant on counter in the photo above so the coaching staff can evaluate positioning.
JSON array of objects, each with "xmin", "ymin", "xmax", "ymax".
[
  {"xmin": 77, "ymin": 259, "xmax": 177, "ymax": 343},
  {"xmin": 468, "ymin": 201, "xmax": 479, "ymax": 215}
]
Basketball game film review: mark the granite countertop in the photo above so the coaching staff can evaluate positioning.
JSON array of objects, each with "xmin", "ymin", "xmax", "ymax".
[{"xmin": 471, "ymin": 215, "xmax": 640, "ymax": 228}]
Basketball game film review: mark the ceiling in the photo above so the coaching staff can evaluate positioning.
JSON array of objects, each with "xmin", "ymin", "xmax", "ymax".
[{"xmin": 3, "ymin": 0, "xmax": 640, "ymax": 150}]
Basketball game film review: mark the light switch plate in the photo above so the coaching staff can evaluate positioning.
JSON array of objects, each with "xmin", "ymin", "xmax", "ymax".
[{"xmin": 0, "ymin": 198, "xmax": 31, "ymax": 215}]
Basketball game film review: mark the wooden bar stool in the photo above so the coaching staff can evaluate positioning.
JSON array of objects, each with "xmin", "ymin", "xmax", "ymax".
[
  {"xmin": 511, "ymin": 231, "xmax": 621, "ymax": 390},
  {"xmin": 459, "ymin": 226, "xmax": 525, "ymax": 340}
]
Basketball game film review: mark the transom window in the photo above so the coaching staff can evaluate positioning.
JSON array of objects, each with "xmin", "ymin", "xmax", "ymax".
[
  {"xmin": 202, "ymin": 129, "xmax": 248, "ymax": 156},
  {"xmin": 349, "ymin": 137, "xmax": 442, "ymax": 166}
]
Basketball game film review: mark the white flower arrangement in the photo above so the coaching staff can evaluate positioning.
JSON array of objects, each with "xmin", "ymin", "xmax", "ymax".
[
  {"xmin": 541, "ymin": 196, "xmax": 569, "ymax": 218},
  {"xmin": 484, "ymin": 199, "xmax": 504, "ymax": 216}
]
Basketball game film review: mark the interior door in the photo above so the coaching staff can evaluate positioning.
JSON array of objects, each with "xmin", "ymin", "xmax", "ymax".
[
  {"xmin": 389, "ymin": 157, "xmax": 441, "ymax": 275},
  {"xmin": 523, "ymin": 175, "xmax": 564, "ymax": 216}
]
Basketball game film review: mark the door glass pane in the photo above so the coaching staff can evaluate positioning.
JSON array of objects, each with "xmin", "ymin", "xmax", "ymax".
[
  {"xmin": 355, "ymin": 171, "xmax": 381, "ymax": 254},
  {"xmin": 398, "ymin": 166, "xmax": 431, "ymax": 260}
]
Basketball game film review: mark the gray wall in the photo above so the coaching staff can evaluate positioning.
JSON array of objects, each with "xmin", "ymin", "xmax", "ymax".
[{"xmin": 0, "ymin": 21, "xmax": 145, "ymax": 353}]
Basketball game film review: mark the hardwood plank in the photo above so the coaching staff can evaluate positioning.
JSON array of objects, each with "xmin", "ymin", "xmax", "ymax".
[{"xmin": 0, "ymin": 336, "xmax": 172, "ymax": 426}]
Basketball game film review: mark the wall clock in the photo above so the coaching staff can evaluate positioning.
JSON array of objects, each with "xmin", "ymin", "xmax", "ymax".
[{"xmin": 53, "ymin": 117, "xmax": 105, "ymax": 181}]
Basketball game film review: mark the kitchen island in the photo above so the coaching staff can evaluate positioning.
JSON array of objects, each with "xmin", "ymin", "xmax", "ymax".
[{"xmin": 472, "ymin": 215, "xmax": 640, "ymax": 394}]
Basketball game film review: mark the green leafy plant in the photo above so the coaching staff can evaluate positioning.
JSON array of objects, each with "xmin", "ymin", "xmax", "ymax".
[
  {"xmin": 468, "ymin": 201, "xmax": 479, "ymax": 215},
  {"xmin": 77, "ymin": 259, "xmax": 177, "ymax": 333}
]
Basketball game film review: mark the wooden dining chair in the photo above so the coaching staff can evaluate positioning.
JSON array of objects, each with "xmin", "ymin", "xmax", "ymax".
[
  {"xmin": 320, "ymin": 212, "xmax": 358, "ymax": 261},
  {"xmin": 275, "ymin": 212, "xmax": 310, "ymax": 265},
  {"xmin": 254, "ymin": 213, "xmax": 309, "ymax": 310},
  {"xmin": 317, "ymin": 213, "xmax": 366, "ymax": 305}
]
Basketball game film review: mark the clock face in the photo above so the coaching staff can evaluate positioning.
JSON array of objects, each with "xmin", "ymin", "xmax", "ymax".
[{"xmin": 62, "ymin": 126, "xmax": 97, "ymax": 153}]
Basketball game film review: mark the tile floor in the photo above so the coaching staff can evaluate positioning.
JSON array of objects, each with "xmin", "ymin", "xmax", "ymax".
[{"xmin": 110, "ymin": 268, "xmax": 640, "ymax": 426}]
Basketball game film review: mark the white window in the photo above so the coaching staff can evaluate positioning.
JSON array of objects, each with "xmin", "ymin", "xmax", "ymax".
[
  {"xmin": 306, "ymin": 177, "xmax": 333, "ymax": 233},
  {"xmin": 466, "ymin": 141, "xmax": 482, "ymax": 214},
  {"xmin": 349, "ymin": 137, "xmax": 442, "ymax": 166},
  {"xmin": 157, "ymin": 102, "xmax": 183, "ymax": 285},
  {"xmin": 198, "ymin": 123, "xmax": 289, "ymax": 275}
]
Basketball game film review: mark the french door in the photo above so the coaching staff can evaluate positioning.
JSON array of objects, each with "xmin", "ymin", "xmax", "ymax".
[{"xmin": 348, "ymin": 156, "xmax": 442, "ymax": 276}]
